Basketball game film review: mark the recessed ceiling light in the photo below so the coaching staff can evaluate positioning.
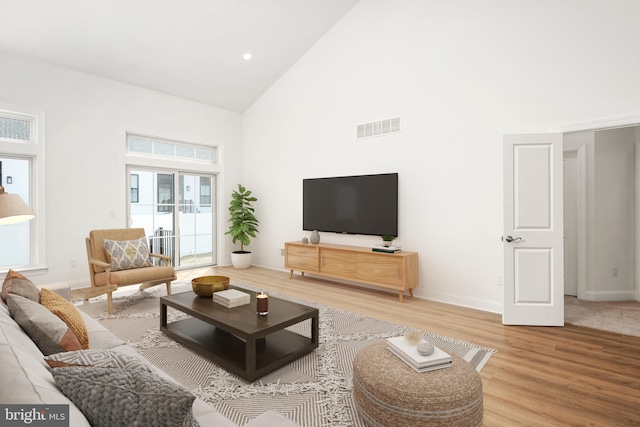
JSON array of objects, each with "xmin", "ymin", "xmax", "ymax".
[{"xmin": 243, "ymin": 53, "xmax": 252, "ymax": 60}]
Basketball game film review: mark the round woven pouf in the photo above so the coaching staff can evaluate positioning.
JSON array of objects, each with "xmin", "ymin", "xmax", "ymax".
[{"xmin": 353, "ymin": 341, "xmax": 483, "ymax": 427}]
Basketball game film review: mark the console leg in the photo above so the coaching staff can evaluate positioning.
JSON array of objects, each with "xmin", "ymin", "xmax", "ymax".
[
  {"xmin": 409, "ymin": 288, "xmax": 414, "ymax": 298},
  {"xmin": 289, "ymin": 270, "xmax": 293, "ymax": 279},
  {"xmin": 398, "ymin": 291, "xmax": 404, "ymax": 303}
]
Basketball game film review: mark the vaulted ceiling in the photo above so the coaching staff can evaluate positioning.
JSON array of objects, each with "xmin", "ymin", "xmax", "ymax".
[{"xmin": 0, "ymin": 0, "xmax": 359, "ymax": 112}]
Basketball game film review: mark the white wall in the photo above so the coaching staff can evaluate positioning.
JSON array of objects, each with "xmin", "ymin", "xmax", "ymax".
[
  {"xmin": 592, "ymin": 128, "xmax": 635, "ymax": 299},
  {"xmin": 243, "ymin": 0, "xmax": 640, "ymax": 312},
  {"xmin": 0, "ymin": 51, "xmax": 243, "ymax": 287}
]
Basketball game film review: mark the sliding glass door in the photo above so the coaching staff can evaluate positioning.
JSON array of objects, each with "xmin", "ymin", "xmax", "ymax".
[
  {"xmin": 178, "ymin": 173, "xmax": 214, "ymax": 266},
  {"xmin": 128, "ymin": 168, "xmax": 216, "ymax": 269}
]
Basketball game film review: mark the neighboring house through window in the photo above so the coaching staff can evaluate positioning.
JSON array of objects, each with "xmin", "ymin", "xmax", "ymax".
[
  {"xmin": 200, "ymin": 177, "xmax": 211, "ymax": 206},
  {"xmin": 157, "ymin": 173, "xmax": 173, "ymax": 213},
  {"xmin": 131, "ymin": 173, "xmax": 139, "ymax": 203}
]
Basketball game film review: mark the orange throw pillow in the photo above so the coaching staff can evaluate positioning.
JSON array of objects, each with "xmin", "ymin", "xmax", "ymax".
[{"xmin": 40, "ymin": 288, "xmax": 90, "ymax": 349}]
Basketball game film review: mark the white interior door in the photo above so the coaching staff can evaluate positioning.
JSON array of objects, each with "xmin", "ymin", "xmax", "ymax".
[{"xmin": 503, "ymin": 133, "xmax": 564, "ymax": 326}]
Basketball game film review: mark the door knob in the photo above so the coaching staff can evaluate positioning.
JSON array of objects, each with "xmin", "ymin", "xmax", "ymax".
[{"xmin": 504, "ymin": 235, "xmax": 523, "ymax": 243}]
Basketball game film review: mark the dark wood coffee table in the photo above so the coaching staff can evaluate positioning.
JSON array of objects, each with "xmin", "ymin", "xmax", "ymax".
[{"xmin": 160, "ymin": 288, "xmax": 319, "ymax": 381}]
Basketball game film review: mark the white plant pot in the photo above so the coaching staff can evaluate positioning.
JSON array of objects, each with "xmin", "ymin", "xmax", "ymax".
[{"xmin": 231, "ymin": 251, "xmax": 252, "ymax": 269}]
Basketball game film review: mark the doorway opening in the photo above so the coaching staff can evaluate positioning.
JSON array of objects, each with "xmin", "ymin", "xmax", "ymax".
[
  {"xmin": 502, "ymin": 120, "xmax": 640, "ymax": 327},
  {"xmin": 562, "ymin": 126, "xmax": 638, "ymax": 303}
]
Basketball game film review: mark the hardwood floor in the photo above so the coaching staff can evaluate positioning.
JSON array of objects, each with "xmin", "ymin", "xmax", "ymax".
[{"xmin": 177, "ymin": 266, "xmax": 640, "ymax": 426}]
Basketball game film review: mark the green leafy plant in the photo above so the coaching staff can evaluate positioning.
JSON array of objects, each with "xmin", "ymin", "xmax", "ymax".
[
  {"xmin": 226, "ymin": 184, "xmax": 259, "ymax": 253},
  {"xmin": 381, "ymin": 235, "xmax": 396, "ymax": 242}
]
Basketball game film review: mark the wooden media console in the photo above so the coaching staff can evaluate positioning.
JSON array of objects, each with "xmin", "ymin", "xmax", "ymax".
[{"xmin": 284, "ymin": 241, "xmax": 418, "ymax": 302}]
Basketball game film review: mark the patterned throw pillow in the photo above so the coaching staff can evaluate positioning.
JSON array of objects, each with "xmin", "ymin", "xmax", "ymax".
[
  {"xmin": 6, "ymin": 294, "xmax": 82, "ymax": 355},
  {"xmin": 40, "ymin": 288, "xmax": 90, "ymax": 349},
  {"xmin": 52, "ymin": 366, "xmax": 199, "ymax": 427},
  {"xmin": 103, "ymin": 237, "xmax": 153, "ymax": 271},
  {"xmin": 44, "ymin": 349, "xmax": 153, "ymax": 372},
  {"xmin": 1, "ymin": 269, "xmax": 40, "ymax": 303}
]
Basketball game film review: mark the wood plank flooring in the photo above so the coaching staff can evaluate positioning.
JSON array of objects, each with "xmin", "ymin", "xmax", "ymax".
[{"xmin": 177, "ymin": 266, "xmax": 640, "ymax": 426}]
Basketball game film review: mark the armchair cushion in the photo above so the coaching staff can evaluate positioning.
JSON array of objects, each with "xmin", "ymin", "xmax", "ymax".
[
  {"xmin": 103, "ymin": 237, "xmax": 153, "ymax": 271},
  {"xmin": 93, "ymin": 266, "xmax": 176, "ymax": 287}
]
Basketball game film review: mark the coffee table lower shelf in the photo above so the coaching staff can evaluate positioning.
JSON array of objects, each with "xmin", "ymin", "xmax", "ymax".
[{"xmin": 162, "ymin": 315, "xmax": 317, "ymax": 382}]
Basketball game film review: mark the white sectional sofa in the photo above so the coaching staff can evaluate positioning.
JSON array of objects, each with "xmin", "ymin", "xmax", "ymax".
[{"xmin": 0, "ymin": 281, "xmax": 297, "ymax": 427}]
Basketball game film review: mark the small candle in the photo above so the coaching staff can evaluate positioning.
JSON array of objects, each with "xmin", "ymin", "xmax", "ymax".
[{"xmin": 256, "ymin": 292, "xmax": 268, "ymax": 315}]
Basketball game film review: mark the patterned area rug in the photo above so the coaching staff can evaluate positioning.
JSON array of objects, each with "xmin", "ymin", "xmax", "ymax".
[{"xmin": 75, "ymin": 281, "xmax": 496, "ymax": 427}]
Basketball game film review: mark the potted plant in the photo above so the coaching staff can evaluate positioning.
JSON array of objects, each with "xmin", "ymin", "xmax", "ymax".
[
  {"xmin": 380, "ymin": 235, "xmax": 396, "ymax": 247},
  {"xmin": 226, "ymin": 184, "xmax": 259, "ymax": 269}
]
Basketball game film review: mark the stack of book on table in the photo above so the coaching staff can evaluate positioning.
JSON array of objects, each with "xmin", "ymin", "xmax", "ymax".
[
  {"xmin": 386, "ymin": 336, "xmax": 452, "ymax": 373},
  {"xmin": 213, "ymin": 289, "xmax": 250, "ymax": 308},
  {"xmin": 372, "ymin": 245, "xmax": 402, "ymax": 253}
]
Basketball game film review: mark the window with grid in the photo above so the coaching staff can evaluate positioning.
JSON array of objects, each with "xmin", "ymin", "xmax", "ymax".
[{"xmin": 0, "ymin": 108, "xmax": 42, "ymax": 271}]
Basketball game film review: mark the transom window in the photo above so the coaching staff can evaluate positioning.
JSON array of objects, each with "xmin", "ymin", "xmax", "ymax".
[
  {"xmin": 0, "ymin": 115, "xmax": 34, "ymax": 143},
  {"xmin": 127, "ymin": 134, "xmax": 216, "ymax": 163}
]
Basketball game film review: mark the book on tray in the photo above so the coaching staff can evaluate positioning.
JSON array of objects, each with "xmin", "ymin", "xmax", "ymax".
[
  {"xmin": 372, "ymin": 245, "xmax": 402, "ymax": 253},
  {"xmin": 386, "ymin": 335, "xmax": 452, "ymax": 373},
  {"xmin": 213, "ymin": 289, "xmax": 250, "ymax": 308}
]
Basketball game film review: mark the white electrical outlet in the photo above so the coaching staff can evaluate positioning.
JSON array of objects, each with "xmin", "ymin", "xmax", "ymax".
[
  {"xmin": 70, "ymin": 260, "xmax": 77, "ymax": 269},
  {"xmin": 612, "ymin": 266, "xmax": 619, "ymax": 277},
  {"xmin": 280, "ymin": 248, "xmax": 285, "ymax": 256},
  {"xmin": 497, "ymin": 275, "xmax": 503, "ymax": 286}
]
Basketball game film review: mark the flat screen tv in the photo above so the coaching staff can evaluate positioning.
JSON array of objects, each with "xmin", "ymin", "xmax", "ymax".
[{"xmin": 303, "ymin": 173, "xmax": 398, "ymax": 237}]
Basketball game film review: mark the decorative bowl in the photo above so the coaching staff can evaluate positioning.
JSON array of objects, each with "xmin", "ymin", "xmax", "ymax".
[{"xmin": 191, "ymin": 275, "xmax": 230, "ymax": 297}]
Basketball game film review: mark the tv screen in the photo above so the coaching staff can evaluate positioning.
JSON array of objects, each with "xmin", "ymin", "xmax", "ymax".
[{"xmin": 303, "ymin": 173, "xmax": 398, "ymax": 237}]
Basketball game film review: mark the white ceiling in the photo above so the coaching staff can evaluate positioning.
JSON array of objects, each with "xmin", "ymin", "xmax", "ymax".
[{"xmin": 0, "ymin": 0, "xmax": 359, "ymax": 112}]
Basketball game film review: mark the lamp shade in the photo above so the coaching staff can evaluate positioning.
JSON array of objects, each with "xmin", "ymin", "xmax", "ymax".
[{"xmin": 0, "ymin": 186, "xmax": 35, "ymax": 225}]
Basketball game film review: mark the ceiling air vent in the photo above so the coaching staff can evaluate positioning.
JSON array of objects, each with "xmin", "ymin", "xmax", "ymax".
[{"xmin": 356, "ymin": 117, "xmax": 401, "ymax": 140}]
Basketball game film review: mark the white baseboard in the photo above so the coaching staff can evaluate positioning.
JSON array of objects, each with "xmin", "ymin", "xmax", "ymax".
[
  {"xmin": 423, "ymin": 291, "xmax": 502, "ymax": 314},
  {"xmin": 67, "ymin": 279, "xmax": 91, "ymax": 289},
  {"xmin": 584, "ymin": 290, "xmax": 637, "ymax": 301}
]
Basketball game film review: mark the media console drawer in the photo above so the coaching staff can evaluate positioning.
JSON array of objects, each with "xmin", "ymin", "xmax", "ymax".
[
  {"xmin": 356, "ymin": 253, "xmax": 405, "ymax": 287},
  {"xmin": 285, "ymin": 244, "xmax": 318, "ymax": 272},
  {"xmin": 319, "ymin": 249, "xmax": 357, "ymax": 278},
  {"xmin": 284, "ymin": 242, "xmax": 418, "ymax": 302}
]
